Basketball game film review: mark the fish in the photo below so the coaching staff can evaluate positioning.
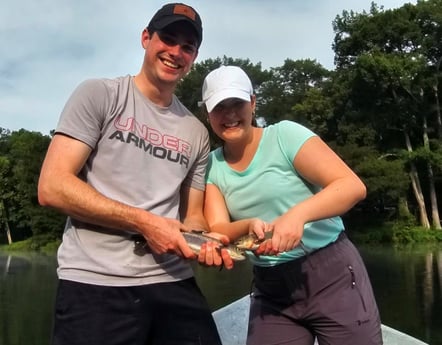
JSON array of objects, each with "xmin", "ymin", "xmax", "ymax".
[
  {"xmin": 131, "ymin": 231, "xmax": 246, "ymax": 261},
  {"xmin": 234, "ymin": 231, "xmax": 310, "ymax": 254},
  {"xmin": 182, "ymin": 230, "xmax": 246, "ymax": 261},
  {"xmin": 234, "ymin": 231, "xmax": 273, "ymax": 251}
]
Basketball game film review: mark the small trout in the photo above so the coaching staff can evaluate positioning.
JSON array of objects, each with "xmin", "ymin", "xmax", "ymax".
[
  {"xmin": 182, "ymin": 230, "xmax": 246, "ymax": 261},
  {"xmin": 234, "ymin": 232, "xmax": 309, "ymax": 254},
  {"xmin": 131, "ymin": 231, "xmax": 246, "ymax": 261},
  {"xmin": 234, "ymin": 231, "xmax": 273, "ymax": 251}
]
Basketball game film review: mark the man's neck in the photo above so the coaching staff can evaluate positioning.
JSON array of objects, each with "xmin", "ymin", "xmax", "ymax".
[{"xmin": 133, "ymin": 73, "xmax": 174, "ymax": 107}]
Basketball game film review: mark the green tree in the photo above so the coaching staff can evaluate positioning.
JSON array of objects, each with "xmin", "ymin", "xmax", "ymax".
[
  {"xmin": 258, "ymin": 59, "xmax": 331, "ymax": 125},
  {"xmin": 332, "ymin": 1, "xmax": 442, "ymax": 228},
  {"xmin": 0, "ymin": 155, "xmax": 13, "ymax": 244},
  {"xmin": 0, "ymin": 129, "xmax": 65, "ymax": 244}
]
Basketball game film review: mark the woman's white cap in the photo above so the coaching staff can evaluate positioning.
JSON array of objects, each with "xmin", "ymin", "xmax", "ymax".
[{"xmin": 200, "ymin": 65, "xmax": 253, "ymax": 113}]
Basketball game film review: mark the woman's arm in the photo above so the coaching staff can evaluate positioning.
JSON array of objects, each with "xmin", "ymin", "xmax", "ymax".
[
  {"xmin": 204, "ymin": 183, "xmax": 270, "ymax": 241},
  {"xmin": 269, "ymin": 135, "xmax": 366, "ymax": 252}
]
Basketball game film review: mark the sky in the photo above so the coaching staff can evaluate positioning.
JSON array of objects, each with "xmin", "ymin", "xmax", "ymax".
[{"xmin": 1, "ymin": 0, "xmax": 416, "ymax": 135}]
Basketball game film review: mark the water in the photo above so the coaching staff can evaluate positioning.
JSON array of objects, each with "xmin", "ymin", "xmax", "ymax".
[
  {"xmin": 0, "ymin": 253, "xmax": 57, "ymax": 345},
  {"xmin": 0, "ymin": 244, "xmax": 440, "ymax": 345},
  {"xmin": 358, "ymin": 244, "xmax": 442, "ymax": 345}
]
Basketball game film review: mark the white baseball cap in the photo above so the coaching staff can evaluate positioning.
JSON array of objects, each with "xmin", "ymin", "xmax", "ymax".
[{"xmin": 200, "ymin": 65, "xmax": 253, "ymax": 113}]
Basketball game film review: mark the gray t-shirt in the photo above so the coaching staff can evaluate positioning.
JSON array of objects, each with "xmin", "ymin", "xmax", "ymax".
[{"xmin": 55, "ymin": 75, "xmax": 210, "ymax": 286}]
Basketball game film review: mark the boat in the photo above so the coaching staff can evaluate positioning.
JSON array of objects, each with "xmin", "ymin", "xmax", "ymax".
[{"xmin": 212, "ymin": 295, "xmax": 428, "ymax": 345}]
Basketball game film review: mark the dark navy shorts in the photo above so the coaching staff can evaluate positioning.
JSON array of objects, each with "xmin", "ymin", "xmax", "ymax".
[
  {"xmin": 247, "ymin": 232, "xmax": 383, "ymax": 345},
  {"xmin": 52, "ymin": 278, "xmax": 222, "ymax": 345}
]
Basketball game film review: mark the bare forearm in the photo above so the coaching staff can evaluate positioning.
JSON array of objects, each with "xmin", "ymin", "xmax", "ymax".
[
  {"xmin": 38, "ymin": 173, "xmax": 147, "ymax": 233},
  {"xmin": 209, "ymin": 219, "xmax": 252, "ymax": 241},
  {"xmin": 286, "ymin": 177, "xmax": 366, "ymax": 224},
  {"xmin": 37, "ymin": 134, "xmax": 198, "ymax": 257},
  {"xmin": 182, "ymin": 215, "xmax": 209, "ymax": 232},
  {"xmin": 179, "ymin": 186, "xmax": 209, "ymax": 231}
]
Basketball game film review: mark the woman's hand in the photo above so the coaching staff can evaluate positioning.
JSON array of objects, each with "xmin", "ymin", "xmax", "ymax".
[
  {"xmin": 248, "ymin": 218, "xmax": 275, "ymax": 256},
  {"xmin": 248, "ymin": 218, "xmax": 272, "ymax": 239},
  {"xmin": 269, "ymin": 212, "xmax": 305, "ymax": 253},
  {"xmin": 197, "ymin": 232, "xmax": 234, "ymax": 270}
]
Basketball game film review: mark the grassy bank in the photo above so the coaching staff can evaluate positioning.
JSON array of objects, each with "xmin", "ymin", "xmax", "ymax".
[
  {"xmin": 348, "ymin": 222, "xmax": 442, "ymax": 245},
  {"xmin": 0, "ymin": 235, "xmax": 61, "ymax": 254}
]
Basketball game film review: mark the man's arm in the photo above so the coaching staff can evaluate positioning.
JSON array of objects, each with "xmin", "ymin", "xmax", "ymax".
[{"xmin": 38, "ymin": 133, "xmax": 195, "ymax": 258}]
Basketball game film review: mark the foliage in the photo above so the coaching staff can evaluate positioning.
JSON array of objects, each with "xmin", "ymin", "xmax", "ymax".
[
  {"xmin": 0, "ymin": 129, "xmax": 65, "ymax": 245},
  {"xmin": 2, "ymin": 0, "xmax": 442, "ymax": 247},
  {"xmin": 357, "ymin": 152, "xmax": 410, "ymax": 209},
  {"xmin": 0, "ymin": 235, "xmax": 61, "ymax": 253},
  {"xmin": 392, "ymin": 227, "xmax": 442, "ymax": 244},
  {"xmin": 259, "ymin": 59, "xmax": 331, "ymax": 125},
  {"xmin": 331, "ymin": 0, "xmax": 442, "ymax": 228},
  {"xmin": 348, "ymin": 223, "xmax": 395, "ymax": 244},
  {"xmin": 349, "ymin": 222, "xmax": 442, "ymax": 245}
]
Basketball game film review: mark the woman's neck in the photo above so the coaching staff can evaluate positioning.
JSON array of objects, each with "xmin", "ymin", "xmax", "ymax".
[{"xmin": 223, "ymin": 127, "xmax": 263, "ymax": 171}]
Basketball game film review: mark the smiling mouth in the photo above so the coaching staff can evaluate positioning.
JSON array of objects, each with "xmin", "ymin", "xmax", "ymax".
[
  {"xmin": 224, "ymin": 121, "xmax": 240, "ymax": 128},
  {"xmin": 162, "ymin": 59, "xmax": 179, "ymax": 69}
]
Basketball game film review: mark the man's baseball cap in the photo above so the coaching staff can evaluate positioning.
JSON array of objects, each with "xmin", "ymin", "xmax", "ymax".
[
  {"xmin": 147, "ymin": 3, "xmax": 202, "ymax": 48},
  {"xmin": 200, "ymin": 66, "xmax": 254, "ymax": 113}
]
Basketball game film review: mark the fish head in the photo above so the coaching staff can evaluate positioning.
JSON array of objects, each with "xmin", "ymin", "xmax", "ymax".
[
  {"xmin": 233, "ymin": 231, "xmax": 273, "ymax": 251},
  {"xmin": 224, "ymin": 245, "xmax": 247, "ymax": 261},
  {"xmin": 233, "ymin": 233, "xmax": 261, "ymax": 251}
]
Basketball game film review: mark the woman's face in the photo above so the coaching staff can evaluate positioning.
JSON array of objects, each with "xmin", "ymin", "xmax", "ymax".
[{"xmin": 208, "ymin": 96, "xmax": 256, "ymax": 142}]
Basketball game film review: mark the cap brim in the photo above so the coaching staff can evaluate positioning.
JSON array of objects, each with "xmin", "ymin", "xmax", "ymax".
[
  {"xmin": 204, "ymin": 89, "xmax": 251, "ymax": 113},
  {"xmin": 150, "ymin": 17, "xmax": 202, "ymax": 46}
]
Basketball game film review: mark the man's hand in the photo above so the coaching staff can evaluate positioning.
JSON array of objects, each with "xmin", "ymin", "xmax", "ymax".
[{"xmin": 140, "ymin": 214, "xmax": 196, "ymax": 259}]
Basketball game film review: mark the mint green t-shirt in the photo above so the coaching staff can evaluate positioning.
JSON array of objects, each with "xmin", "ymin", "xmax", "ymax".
[{"xmin": 206, "ymin": 120, "xmax": 344, "ymax": 267}]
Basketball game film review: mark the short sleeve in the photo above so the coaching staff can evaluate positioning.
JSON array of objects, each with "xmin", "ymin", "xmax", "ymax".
[{"xmin": 277, "ymin": 120, "xmax": 317, "ymax": 163}]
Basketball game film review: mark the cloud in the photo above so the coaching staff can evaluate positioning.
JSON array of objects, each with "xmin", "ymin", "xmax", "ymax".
[{"xmin": 0, "ymin": 0, "xmax": 415, "ymax": 135}]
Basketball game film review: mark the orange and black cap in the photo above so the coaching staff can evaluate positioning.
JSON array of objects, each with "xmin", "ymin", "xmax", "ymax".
[{"xmin": 147, "ymin": 3, "xmax": 202, "ymax": 48}]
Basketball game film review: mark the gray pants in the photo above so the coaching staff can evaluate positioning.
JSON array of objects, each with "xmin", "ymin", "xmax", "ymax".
[{"xmin": 247, "ymin": 233, "xmax": 383, "ymax": 345}]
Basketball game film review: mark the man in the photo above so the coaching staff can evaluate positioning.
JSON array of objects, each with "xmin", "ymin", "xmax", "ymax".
[{"xmin": 38, "ymin": 3, "xmax": 229, "ymax": 344}]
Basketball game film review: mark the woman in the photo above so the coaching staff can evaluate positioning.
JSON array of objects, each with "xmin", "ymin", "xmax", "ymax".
[{"xmin": 200, "ymin": 65, "xmax": 382, "ymax": 345}]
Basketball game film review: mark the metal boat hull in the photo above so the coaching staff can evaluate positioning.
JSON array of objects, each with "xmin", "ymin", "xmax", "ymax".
[{"xmin": 212, "ymin": 295, "xmax": 428, "ymax": 345}]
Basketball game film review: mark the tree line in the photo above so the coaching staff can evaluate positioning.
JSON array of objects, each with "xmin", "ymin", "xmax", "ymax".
[{"xmin": 1, "ymin": 0, "xmax": 441, "ymax": 246}]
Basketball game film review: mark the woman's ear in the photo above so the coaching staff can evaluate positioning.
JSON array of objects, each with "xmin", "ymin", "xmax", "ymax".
[{"xmin": 251, "ymin": 94, "xmax": 257, "ymax": 113}]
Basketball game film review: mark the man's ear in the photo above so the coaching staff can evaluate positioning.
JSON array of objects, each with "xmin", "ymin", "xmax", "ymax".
[
  {"xmin": 141, "ymin": 28, "xmax": 151, "ymax": 49},
  {"xmin": 192, "ymin": 50, "xmax": 199, "ymax": 63}
]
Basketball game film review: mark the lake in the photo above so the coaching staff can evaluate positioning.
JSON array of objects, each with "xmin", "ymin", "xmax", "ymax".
[{"xmin": 0, "ymin": 243, "xmax": 440, "ymax": 345}]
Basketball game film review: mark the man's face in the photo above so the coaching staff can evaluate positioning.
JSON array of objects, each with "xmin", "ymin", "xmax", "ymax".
[{"xmin": 143, "ymin": 22, "xmax": 199, "ymax": 85}]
